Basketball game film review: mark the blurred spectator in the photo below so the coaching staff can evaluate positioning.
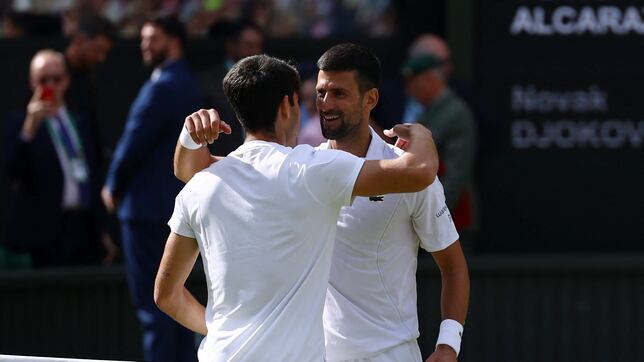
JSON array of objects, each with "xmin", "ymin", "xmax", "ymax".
[
  {"xmin": 404, "ymin": 33, "xmax": 495, "ymax": 153},
  {"xmin": 11, "ymin": 0, "xmax": 72, "ymax": 13},
  {"xmin": 260, "ymin": 0, "xmax": 396, "ymax": 38},
  {"xmin": 64, "ymin": 12, "xmax": 115, "ymax": 159},
  {"xmin": 2, "ymin": 10, "xmax": 29, "ymax": 37},
  {"xmin": 1, "ymin": 9, "xmax": 62, "ymax": 37},
  {"xmin": 402, "ymin": 53, "xmax": 478, "ymax": 252},
  {"xmin": 403, "ymin": 34, "xmax": 453, "ymax": 123},
  {"xmin": 64, "ymin": 12, "xmax": 118, "ymax": 261},
  {"xmin": 298, "ymin": 77, "xmax": 325, "ymax": 146},
  {"xmin": 2, "ymin": 50, "xmax": 102, "ymax": 267},
  {"xmin": 101, "ymin": 15, "xmax": 199, "ymax": 362},
  {"xmin": 200, "ymin": 19, "xmax": 263, "ymax": 154}
]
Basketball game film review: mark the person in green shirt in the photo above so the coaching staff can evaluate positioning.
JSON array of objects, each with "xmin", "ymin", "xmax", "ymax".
[{"xmin": 403, "ymin": 53, "xmax": 478, "ymax": 251}]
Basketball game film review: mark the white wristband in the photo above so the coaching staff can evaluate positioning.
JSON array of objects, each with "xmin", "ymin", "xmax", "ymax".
[
  {"xmin": 435, "ymin": 319, "xmax": 463, "ymax": 356},
  {"xmin": 179, "ymin": 126, "xmax": 203, "ymax": 150}
]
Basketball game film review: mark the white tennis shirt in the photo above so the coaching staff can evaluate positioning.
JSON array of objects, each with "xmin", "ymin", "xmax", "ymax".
[
  {"xmin": 319, "ymin": 128, "xmax": 459, "ymax": 361},
  {"xmin": 168, "ymin": 140, "xmax": 364, "ymax": 361}
]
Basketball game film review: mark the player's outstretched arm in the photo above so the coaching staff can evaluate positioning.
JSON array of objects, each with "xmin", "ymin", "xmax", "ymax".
[
  {"xmin": 352, "ymin": 123, "xmax": 439, "ymax": 197},
  {"xmin": 174, "ymin": 109, "xmax": 231, "ymax": 183},
  {"xmin": 154, "ymin": 232, "xmax": 207, "ymax": 335}
]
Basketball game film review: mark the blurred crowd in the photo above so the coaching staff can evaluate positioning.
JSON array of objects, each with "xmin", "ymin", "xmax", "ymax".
[{"xmin": 1, "ymin": 0, "xmax": 397, "ymax": 38}]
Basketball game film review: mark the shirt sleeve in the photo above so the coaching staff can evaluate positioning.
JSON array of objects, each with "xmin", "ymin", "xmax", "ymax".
[
  {"xmin": 411, "ymin": 177, "xmax": 460, "ymax": 252},
  {"xmin": 167, "ymin": 190, "xmax": 195, "ymax": 238},
  {"xmin": 300, "ymin": 147, "xmax": 365, "ymax": 209}
]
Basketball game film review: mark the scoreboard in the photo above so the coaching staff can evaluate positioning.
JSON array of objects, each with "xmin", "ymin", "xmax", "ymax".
[{"xmin": 474, "ymin": 0, "xmax": 644, "ymax": 251}]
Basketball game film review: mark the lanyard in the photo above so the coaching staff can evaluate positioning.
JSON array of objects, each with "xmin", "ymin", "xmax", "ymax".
[
  {"xmin": 47, "ymin": 108, "xmax": 85, "ymax": 160},
  {"xmin": 45, "ymin": 108, "xmax": 89, "ymax": 184}
]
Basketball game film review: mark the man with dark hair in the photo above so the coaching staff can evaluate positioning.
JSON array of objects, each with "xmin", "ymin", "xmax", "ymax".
[
  {"xmin": 154, "ymin": 53, "xmax": 440, "ymax": 361},
  {"xmin": 102, "ymin": 15, "xmax": 199, "ymax": 362},
  {"xmin": 316, "ymin": 43, "xmax": 468, "ymax": 362},
  {"xmin": 199, "ymin": 20, "xmax": 264, "ymax": 156},
  {"xmin": 173, "ymin": 44, "xmax": 470, "ymax": 362},
  {"xmin": 64, "ymin": 13, "xmax": 116, "ymax": 124}
]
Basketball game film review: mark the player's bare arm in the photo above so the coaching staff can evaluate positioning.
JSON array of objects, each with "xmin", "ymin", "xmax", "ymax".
[
  {"xmin": 426, "ymin": 240, "xmax": 469, "ymax": 361},
  {"xmin": 154, "ymin": 232, "xmax": 207, "ymax": 335},
  {"xmin": 353, "ymin": 123, "xmax": 439, "ymax": 197},
  {"xmin": 174, "ymin": 108, "xmax": 231, "ymax": 183}
]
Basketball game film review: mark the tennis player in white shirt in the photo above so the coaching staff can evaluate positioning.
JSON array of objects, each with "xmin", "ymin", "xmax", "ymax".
[{"xmin": 154, "ymin": 54, "xmax": 441, "ymax": 361}]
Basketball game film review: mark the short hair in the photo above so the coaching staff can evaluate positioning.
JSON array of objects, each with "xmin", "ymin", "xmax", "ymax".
[
  {"xmin": 75, "ymin": 13, "xmax": 116, "ymax": 42},
  {"xmin": 317, "ymin": 43, "xmax": 381, "ymax": 93},
  {"xmin": 223, "ymin": 55, "xmax": 301, "ymax": 134},
  {"xmin": 146, "ymin": 14, "xmax": 187, "ymax": 48}
]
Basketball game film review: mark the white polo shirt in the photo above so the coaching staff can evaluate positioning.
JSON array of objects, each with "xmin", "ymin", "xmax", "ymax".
[
  {"xmin": 168, "ymin": 140, "xmax": 364, "ymax": 362},
  {"xmin": 319, "ymin": 129, "xmax": 459, "ymax": 361}
]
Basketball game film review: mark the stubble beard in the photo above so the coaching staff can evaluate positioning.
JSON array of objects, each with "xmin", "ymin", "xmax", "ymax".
[
  {"xmin": 145, "ymin": 50, "xmax": 168, "ymax": 68},
  {"xmin": 320, "ymin": 111, "xmax": 363, "ymax": 140}
]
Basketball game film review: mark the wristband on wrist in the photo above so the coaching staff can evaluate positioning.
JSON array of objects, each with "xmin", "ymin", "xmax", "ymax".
[
  {"xmin": 179, "ymin": 126, "xmax": 203, "ymax": 150},
  {"xmin": 435, "ymin": 319, "xmax": 463, "ymax": 356}
]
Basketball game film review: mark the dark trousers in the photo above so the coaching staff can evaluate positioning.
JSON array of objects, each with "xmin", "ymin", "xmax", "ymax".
[{"xmin": 120, "ymin": 220, "xmax": 197, "ymax": 362}]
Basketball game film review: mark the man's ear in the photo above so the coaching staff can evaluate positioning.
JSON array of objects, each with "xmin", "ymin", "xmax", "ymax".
[
  {"xmin": 364, "ymin": 88, "xmax": 379, "ymax": 111},
  {"xmin": 278, "ymin": 95, "xmax": 291, "ymax": 120}
]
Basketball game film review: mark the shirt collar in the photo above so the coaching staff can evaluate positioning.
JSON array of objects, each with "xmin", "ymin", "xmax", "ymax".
[
  {"xmin": 319, "ymin": 126, "xmax": 386, "ymax": 160},
  {"xmin": 364, "ymin": 126, "xmax": 387, "ymax": 160}
]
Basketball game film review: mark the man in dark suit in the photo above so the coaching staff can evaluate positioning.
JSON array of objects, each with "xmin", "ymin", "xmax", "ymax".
[
  {"xmin": 3, "ymin": 49, "xmax": 100, "ymax": 267},
  {"xmin": 102, "ymin": 15, "xmax": 199, "ymax": 362}
]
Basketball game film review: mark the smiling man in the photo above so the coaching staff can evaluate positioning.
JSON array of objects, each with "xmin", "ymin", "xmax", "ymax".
[{"xmin": 315, "ymin": 44, "xmax": 469, "ymax": 362}]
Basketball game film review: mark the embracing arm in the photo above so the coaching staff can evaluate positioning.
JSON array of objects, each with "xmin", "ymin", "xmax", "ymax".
[
  {"xmin": 352, "ymin": 123, "xmax": 439, "ymax": 197},
  {"xmin": 173, "ymin": 109, "xmax": 231, "ymax": 183},
  {"xmin": 154, "ymin": 232, "xmax": 207, "ymax": 335}
]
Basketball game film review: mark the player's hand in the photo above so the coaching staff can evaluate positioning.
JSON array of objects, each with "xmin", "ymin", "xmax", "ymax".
[
  {"xmin": 384, "ymin": 123, "xmax": 435, "ymax": 152},
  {"xmin": 426, "ymin": 344, "xmax": 457, "ymax": 362},
  {"xmin": 184, "ymin": 108, "xmax": 232, "ymax": 145}
]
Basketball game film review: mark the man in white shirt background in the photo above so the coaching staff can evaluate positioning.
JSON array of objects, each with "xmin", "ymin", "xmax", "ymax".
[{"xmin": 154, "ymin": 54, "xmax": 440, "ymax": 361}]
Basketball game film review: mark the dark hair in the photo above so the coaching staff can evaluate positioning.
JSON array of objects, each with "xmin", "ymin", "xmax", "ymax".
[
  {"xmin": 223, "ymin": 55, "xmax": 300, "ymax": 134},
  {"xmin": 75, "ymin": 13, "xmax": 116, "ymax": 42},
  {"xmin": 317, "ymin": 43, "xmax": 381, "ymax": 93},
  {"xmin": 146, "ymin": 14, "xmax": 187, "ymax": 48}
]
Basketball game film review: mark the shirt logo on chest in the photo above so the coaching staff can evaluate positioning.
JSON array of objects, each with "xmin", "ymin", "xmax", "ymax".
[{"xmin": 368, "ymin": 196, "xmax": 384, "ymax": 202}]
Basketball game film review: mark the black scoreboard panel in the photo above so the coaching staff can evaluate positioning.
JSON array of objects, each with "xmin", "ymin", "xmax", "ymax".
[{"xmin": 474, "ymin": 1, "xmax": 644, "ymax": 251}]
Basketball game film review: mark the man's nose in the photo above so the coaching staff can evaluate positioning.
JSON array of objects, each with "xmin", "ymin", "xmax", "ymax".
[{"xmin": 317, "ymin": 94, "xmax": 332, "ymax": 109}]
